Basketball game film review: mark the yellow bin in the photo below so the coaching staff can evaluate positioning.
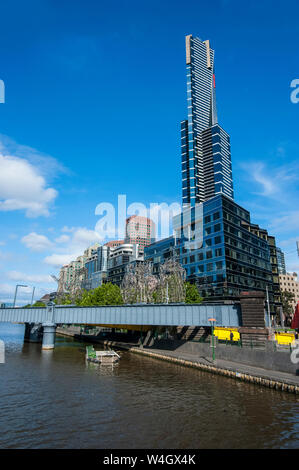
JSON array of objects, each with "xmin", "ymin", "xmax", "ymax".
[{"xmin": 214, "ymin": 327, "xmax": 240, "ymax": 342}]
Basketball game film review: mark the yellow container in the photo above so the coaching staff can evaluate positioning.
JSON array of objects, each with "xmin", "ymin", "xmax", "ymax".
[
  {"xmin": 275, "ymin": 332, "xmax": 295, "ymax": 345},
  {"xmin": 214, "ymin": 327, "xmax": 240, "ymax": 342}
]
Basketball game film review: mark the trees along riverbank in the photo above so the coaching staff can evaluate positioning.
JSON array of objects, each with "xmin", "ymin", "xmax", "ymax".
[
  {"xmin": 58, "ymin": 281, "xmax": 203, "ymax": 307},
  {"xmin": 24, "ymin": 281, "xmax": 203, "ymax": 308}
]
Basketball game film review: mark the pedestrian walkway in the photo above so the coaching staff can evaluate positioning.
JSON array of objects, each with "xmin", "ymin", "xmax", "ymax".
[{"xmin": 138, "ymin": 346, "xmax": 299, "ymax": 387}]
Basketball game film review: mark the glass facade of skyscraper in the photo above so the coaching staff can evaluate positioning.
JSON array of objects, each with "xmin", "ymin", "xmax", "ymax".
[
  {"xmin": 145, "ymin": 194, "xmax": 275, "ymax": 310},
  {"xmin": 276, "ymin": 247, "xmax": 287, "ymax": 275}
]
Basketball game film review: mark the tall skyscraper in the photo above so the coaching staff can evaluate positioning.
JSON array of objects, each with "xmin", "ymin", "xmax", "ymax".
[
  {"xmin": 145, "ymin": 33, "xmax": 281, "ymax": 315},
  {"xmin": 276, "ymin": 247, "xmax": 286, "ymax": 275},
  {"xmin": 181, "ymin": 35, "xmax": 234, "ymax": 206}
]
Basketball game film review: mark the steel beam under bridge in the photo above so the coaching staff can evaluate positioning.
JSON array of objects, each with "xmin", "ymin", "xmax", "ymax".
[{"xmin": 0, "ymin": 303, "xmax": 241, "ymax": 327}]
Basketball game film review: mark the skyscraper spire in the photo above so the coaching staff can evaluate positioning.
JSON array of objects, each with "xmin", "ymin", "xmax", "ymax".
[{"xmin": 181, "ymin": 35, "xmax": 233, "ymax": 207}]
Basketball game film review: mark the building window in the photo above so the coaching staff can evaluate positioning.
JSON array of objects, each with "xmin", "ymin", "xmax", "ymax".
[
  {"xmin": 216, "ymin": 261, "xmax": 223, "ymax": 270},
  {"xmin": 215, "ymin": 248, "xmax": 222, "ymax": 257},
  {"xmin": 206, "ymin": 238, "xmax": 212, "ymax": 247}
]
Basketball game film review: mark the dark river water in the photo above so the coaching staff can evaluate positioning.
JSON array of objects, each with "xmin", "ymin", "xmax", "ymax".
[{"xmin": 0, "ymin": 323, "xmax": 298, "ymax": 449}]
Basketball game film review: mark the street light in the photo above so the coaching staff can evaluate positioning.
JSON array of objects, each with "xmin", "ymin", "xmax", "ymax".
[
  {"xmin": 30, "ymin": 286, "xmax": 36, "ymax": 306},
  {"xmin": 208, "ymin": 317, "xmax": 216, "ymax": 361},
  {"xmin": 266, "ymin": 285, "xmax": 271, "ymax": 328},
  {"xmin": 13, "ymin": 284, "xmax": 28, "ymax": 308}
]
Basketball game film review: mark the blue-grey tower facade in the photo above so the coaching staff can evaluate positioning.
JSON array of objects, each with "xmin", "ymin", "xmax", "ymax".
[{"xmin": 181, "ymin": 35, "xmax": 234, "ymax": 207}]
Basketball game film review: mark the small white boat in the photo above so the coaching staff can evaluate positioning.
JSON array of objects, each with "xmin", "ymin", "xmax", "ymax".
[{"xmin": 86, "ymin": 345, "xmax": 120, "ymax": 364}]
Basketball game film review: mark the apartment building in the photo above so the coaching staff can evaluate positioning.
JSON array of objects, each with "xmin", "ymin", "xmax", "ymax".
[{"xmin": 279, "ymin": 272, "xmax": 299, "ymax": 311}]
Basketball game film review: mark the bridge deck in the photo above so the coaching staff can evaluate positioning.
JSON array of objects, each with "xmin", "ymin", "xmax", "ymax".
[{"xmin": 0, "ymin": 303, "xmax": 241, "ymax": 327}]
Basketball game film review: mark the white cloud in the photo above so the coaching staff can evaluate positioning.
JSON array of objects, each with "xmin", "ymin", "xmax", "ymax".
[
  {"xmin": 241, "ymin": 161, "xmax": 299, "ymax": 201},
  {"xmin": 43, "ymin": 227, "xmax": 102, "ymax": 268},
  {"xmin": 0, "ymin": 282, "xmax": 32, "ymax": 299},
  {"xmin": 43, "ymin": 253, "xmax": 80, "ymax": 268},
  {"xmin": 55, "ymin": 234, "xmax": 70, "ymax": 243},
  {"xmin": 6, "ymin": 271, "xmax": 55, "ymax": 284},
  {"xmin": 251, "ymin": 163, "xmax": 276, "ymax": 196},
  {"xmin": 0, "ymin": 134, "xmax": 67, "ymax": 179},
  {"xmin": 0, "ymin": 283, "xmax": 18, "ymax": 296},
  {"xmin": 269, "ymin": 211, "xmax": 299, "ymax": 234},
  {"xmin": 0, "ymin": 153, "xmax": 57, "ymax": 217},
  {"xmin": 61, "ymin": 226, "xmax": 76, "ymax": 233},
  {"xmin": 287, "ymin": 263, "xmax": 299, "ymax": 275},
  {"xmin": 21, "ymin": 232, "xmax": 54, "ymax": 252},
  {"xmin": 72, "ymin": 227, "xmax": 102, "ymax": 247}
]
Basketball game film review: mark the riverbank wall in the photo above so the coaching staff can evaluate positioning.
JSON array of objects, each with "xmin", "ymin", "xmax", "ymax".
[
  {"xmin": 56, "ymin": 327, "xmax": 299, "ymax": 395},
  {"xmin": 145, "ymin": 337, "xmax": 299, "ymax": 375}
]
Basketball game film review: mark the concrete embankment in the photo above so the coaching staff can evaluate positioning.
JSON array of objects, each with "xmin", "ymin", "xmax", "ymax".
[{"xmin": 56, "ymin": 327, "xmax": 299, "ymax": 395}]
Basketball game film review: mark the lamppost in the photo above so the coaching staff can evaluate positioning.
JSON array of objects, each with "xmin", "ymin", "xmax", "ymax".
[
  {"xmin": 266, "ymin": 285, "xmax": 271, "ymax": 328},
  {"xmin": 208, "ymin": 317, "xmax": 216, "ymax": 361},
  {"xmin": 30, "ymin": 286, "xmax": 36, "ymax": 306},
  {"xmin": 13, "ymin": 284, "xmax": 28, "ymax": 308},
  {"xmin": 166, "ymin": 281, "xmax": 169, "ymax": 304}
]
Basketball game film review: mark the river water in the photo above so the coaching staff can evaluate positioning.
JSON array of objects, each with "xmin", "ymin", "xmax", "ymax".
[{"xmin": 0, "ymin": 322, "xmax": 298, "ymax": 449}]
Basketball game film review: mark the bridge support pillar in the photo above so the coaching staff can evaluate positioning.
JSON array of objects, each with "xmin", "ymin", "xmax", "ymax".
[
  {"xmin": 42, "ymin": 322, "xmax": 56, "ymax": 350},
  {"xmin": 24, "ymin": 323, "xmax": 43, "ymax": 343}
]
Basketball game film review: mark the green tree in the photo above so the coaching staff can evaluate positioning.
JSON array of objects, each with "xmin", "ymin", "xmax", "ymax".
[
  {"xmin": 32, "ymin": 301, "xmax": 47, "ymax": 307},
  {"xmin": 79, "ymin": 283, "xmax": 124, "ymax": 306},
  {"xmin": 185, "ymin": 282, "xmax": 203, "ymax": 304},
  {"xmin": 23, "ymin": 301, "xmax": 47, "ymax": 308},
  {"xmin": 58, "ymin": 294, "xmax": 73, "ymax": 305}
]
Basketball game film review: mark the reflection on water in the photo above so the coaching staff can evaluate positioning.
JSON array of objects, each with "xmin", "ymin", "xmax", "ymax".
[
  {"xmin": 86, "ymin": 361, "xmax": 119, "ymax": 376},
  {"xmin": 0, "ymin": 323, "xmax": 298, "ymax": 449}
]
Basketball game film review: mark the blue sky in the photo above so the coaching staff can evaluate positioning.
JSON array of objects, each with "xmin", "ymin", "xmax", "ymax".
[{"xmin": 0, "ymin": 0, "xmax": 298, "ymax": 304}]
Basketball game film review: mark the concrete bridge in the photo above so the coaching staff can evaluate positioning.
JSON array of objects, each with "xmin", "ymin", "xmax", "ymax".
[{"xmin": 0, "ymin": 302, "xmax": 241, "ymax": 350}]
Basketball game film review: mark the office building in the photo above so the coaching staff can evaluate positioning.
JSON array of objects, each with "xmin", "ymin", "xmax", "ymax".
[
  {"xmin": 279, "ymin": 272, "xmax": 299, "ymax": 311},
  {"xmin": 104, "ymin": 240, "xmax": 125, "ymax": 248},
  {"xmin": 58, "ymin": 243, "xmax": 101, "ymax": 294},
  {"xmin": 84, "ymin": 245, "xmax": 109, "ymax": 290},
  {"xmin": 144, "ymin": 236, "xmax": 176, "ymax": 275},
  {"xmin": 125, "ymin": 216, "xmax": 155, "ymax": 249},
  {"xmin": 107, "ymin": 243, "xmax": 144, "ymax": 286}
]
